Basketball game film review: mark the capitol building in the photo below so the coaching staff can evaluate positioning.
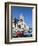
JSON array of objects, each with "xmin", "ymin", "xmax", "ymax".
[{"xmin": 12, "ymin": 14, "xmax": 30, "ymax": 37}]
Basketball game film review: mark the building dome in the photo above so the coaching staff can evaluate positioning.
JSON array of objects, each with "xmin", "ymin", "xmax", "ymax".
[{"xmin": 19, "ymin": 14, "xmax": 24, "ymax": 20}]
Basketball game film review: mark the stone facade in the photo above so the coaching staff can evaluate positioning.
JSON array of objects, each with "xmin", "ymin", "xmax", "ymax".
[{"xmin": 12, "ymin": 14, "xmax": 29, "ymax": 32}]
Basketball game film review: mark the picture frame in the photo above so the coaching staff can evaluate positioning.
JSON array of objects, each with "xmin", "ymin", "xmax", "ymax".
[{"xmin": 5, "ymin": 2, "xmax": 37, "ymax": 44}]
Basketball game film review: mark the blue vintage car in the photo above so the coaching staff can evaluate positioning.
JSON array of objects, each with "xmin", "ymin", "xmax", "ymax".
[{"xmin": 23, "ymin": 30, "xmax": 32, "ymax": 37}]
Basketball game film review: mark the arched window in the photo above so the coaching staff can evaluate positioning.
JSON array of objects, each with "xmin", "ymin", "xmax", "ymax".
[{"xmin": 18, "ymin": 25, "xmax": 21, "ymax": 28}]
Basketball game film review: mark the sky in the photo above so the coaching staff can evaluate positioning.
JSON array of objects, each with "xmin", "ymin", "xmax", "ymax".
[{"xmin": 11, "ymin": 6, "xmax": 32, "ymax": 28}]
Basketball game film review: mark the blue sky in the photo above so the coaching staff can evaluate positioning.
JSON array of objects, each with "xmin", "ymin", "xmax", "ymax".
[{"xmin": 11, "ymin": 6, "xmax": 32, "ymax": 27}]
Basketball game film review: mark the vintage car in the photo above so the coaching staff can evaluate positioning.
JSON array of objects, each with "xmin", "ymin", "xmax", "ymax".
[{"xmin": 16, "ymin": 31, "xmax": 23, "ymax": 37}]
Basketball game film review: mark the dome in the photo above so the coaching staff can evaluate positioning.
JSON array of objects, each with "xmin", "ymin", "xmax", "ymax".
[{"xmin": 19, "ymin": 14, "xmax": 24, "ymax": 20}]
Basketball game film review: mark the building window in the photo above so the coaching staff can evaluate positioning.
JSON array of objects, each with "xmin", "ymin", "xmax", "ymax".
[
  {"xmin": 18, "ymin": 25, "xmax": 21, "ymax": 28},
  {"xmin": 20, "ymin": 19, "xmax": 23, "ymax": 21}
]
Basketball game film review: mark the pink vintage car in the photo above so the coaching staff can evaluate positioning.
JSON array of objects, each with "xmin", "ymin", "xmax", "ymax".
[{"xmin": 16, "ymin": 31, "xmax": 24, "ymax": 37}]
